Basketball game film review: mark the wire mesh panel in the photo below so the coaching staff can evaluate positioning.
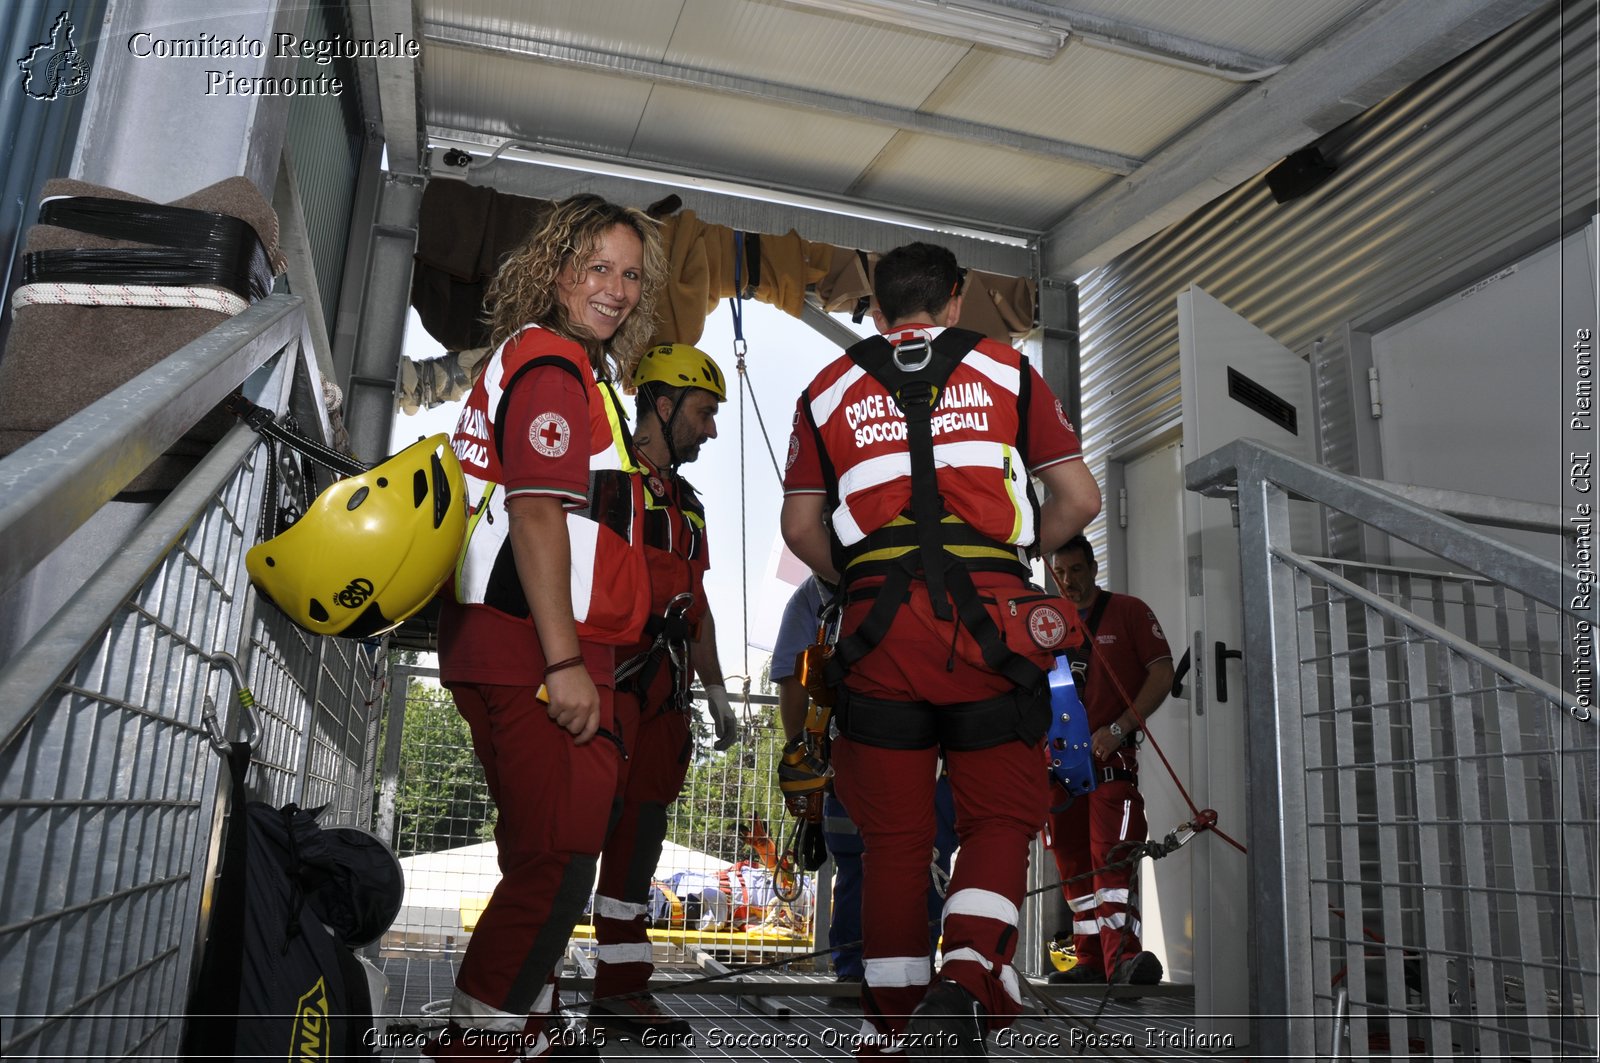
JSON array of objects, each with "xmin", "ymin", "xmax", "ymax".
[
  {"xmin": 1289, "ymin": 560, "xmax": 1596, "ymax": 1058},
  {"xmin": 1206, "ymin": 440, "xmax": 1600, "ymax": 1061},
  {"xmin": 0, "ymin": 433, "xmax": 264, "ymax": 1059},
  {"xmin": 378, "ymin": 676, "xmax": 817, "ymax": 976},
  {"xmin": 0, "ymin": 344, "xmax": 385, "ymax": 1059}
]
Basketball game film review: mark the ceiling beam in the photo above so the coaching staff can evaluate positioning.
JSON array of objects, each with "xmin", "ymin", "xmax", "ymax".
[
  {"xmin": 784, "ymin": 0, "xmax": 1284, "ymax": 79},
  {"xmin": 1034, "ymin": 1, "xmax": 1283, "ymax": 80},
  {"xmin": 424, "ymin": 25, "xmax": 1142, "ymax": 175},
  {"xmin": 1039, "ymin": 0, "xmax": 1551, "ymax": 279}
]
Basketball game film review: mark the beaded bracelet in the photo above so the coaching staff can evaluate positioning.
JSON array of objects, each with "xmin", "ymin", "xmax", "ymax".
[{"xmin": 543, "ymin": 655, "xmax": 585, "ymax": 677}]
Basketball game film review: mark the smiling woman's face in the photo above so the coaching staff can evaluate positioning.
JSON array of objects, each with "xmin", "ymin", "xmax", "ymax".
[{"xmin": 556, "ymin": 222, "xmax": 644, "ymax": 342}]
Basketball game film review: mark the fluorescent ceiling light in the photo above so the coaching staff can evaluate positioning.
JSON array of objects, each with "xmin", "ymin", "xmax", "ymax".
[
  {"xmin": 785, "ymin": 0, "xmax": 1068, "ymax": 59},
  {"xmin": 428, "ymin": 134, "xmax": 1034, "ymax": 247}
]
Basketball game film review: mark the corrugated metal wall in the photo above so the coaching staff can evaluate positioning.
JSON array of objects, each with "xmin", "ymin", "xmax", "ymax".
[
  {"xmin": 284, "ymin": 0, "xmax": 368, "ymax": 331},
  {"xmin": 1073, "ymin": 0, "xmax": 1597, "ymax": 554},
  {"xmin": 0, "ymin": 0, "xmax": 107, "ymax": 352}
]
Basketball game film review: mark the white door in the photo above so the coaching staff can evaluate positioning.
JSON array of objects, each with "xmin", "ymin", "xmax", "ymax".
[
  {"xmin": 1120, "ymin": 440, "xmax": 1193, "ymax": 983},
  {"xmin": 1178, "ymin": 285, "xmax": 1315, "ymax": 1045}
]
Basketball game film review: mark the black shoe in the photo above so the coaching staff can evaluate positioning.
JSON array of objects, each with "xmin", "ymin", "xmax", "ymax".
[
  {"xmin": 1111, "ymin": 951, "xmax": 1164, "ymax": 986},
  {"xmin": 904, "ymin": 979, "xmax": 986, "ymax": 1057},
  {"xmin": 1047, "ymin": 965, "xmax": 1105, "ymax": 985},
  {"xmin": 587, "ymin": 992, "xmax": 693, "ymax": 1040}
]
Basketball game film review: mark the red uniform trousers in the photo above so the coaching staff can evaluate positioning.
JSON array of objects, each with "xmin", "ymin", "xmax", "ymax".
[
  {"xmin": 447, "ymin": 683, "xmax": 621, "ymax": 1031},
  {"xmin": 1046, "ymin": 756, "xmax": 1147, "ymax": 978},
  {"xmin": 831, "ymin": 574, "xmax": 1051, "ymax": 1041},
  {"xmin": 591, "ymin": 685, "xmax": 694, "ymax": 999}
]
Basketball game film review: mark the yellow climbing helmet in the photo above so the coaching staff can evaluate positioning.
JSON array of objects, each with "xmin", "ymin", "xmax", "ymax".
[
  {"xmin": 246, "ymin": 434, "xmax": 467, "ymax": 639},
  {"xmin": 1048, "ymin": 936, "xmax": 1077, "ymax": 973},
  {"xmin": 631, "ymin": 343, "xmax": 727, "ymax": 400}
]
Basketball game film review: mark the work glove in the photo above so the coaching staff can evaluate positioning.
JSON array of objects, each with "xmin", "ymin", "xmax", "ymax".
[{"xmin": 705, "ymin": 683, "xmax": 739, "ymax": 750}]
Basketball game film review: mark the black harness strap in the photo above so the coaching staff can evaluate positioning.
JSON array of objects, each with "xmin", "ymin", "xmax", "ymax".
[
  {"xmin": 823, "ymin": 328, "xmax": 1046, "ymax": 693},
  {"xmin": 847, "ymin": 329, "xmax": 971, "ymax": 619},
  {"xmin": 492, "ymin": 354, "xmax": 587, "ymax": 461}
]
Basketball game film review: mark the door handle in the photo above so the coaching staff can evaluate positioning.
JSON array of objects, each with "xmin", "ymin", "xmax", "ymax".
[
  {"xmin": 1214, "ymin": 641, "xmax": 1243, "ymax": 703},
  {"xmin": 1171, "ymin": 647, "xmax": 1192, "ymax": 698}
]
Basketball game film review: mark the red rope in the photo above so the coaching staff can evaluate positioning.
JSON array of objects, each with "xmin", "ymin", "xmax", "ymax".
[{"xmin": 1064, "ymin": 608, "xmax": 1247, "ymax": 855}]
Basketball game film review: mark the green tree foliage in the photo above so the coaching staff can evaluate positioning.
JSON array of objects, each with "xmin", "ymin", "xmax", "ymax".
[
  {"xmin": 387, "ymin": 681, "xmax": 494, "ymax": 858},
  {"xmin": 668, "ymin": 678, "xmax": 789, "ymax": 865}
]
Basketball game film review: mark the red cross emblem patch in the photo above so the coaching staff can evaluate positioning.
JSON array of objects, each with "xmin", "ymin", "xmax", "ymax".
[
  {"xmin": 529, "ymin": 412, "xmax": 570, "ymax": 457},
  {"xmin": 1027, "ymin": 603, "xmax": 1068, "ymax": 650}
]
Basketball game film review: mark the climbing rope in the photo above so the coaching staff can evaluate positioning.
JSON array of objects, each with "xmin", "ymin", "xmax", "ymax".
[
  {"xmin": 1062, "ymin": 607, "xmax": 1247, "ymax": 856},
  {"xmin": 12, "ymin": 280, "xmax": 249, "ymax": 315},
  {"xmin": 718, "ymin": 238, "xmax": 792, "ymax": 743},
  {"xmin": 730, "ymin": 238, "xmax": 754, "ymax": 706}
]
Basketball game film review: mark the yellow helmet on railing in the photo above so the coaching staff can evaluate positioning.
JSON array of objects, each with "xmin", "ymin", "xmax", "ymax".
[{"xmin": 246, "ymin": 434, "xmax": 466, "ymax": 639}]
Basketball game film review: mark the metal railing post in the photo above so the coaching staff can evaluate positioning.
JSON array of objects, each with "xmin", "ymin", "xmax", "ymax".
[{"xmin": 1234, "ymin": 464, "xmax": 1317, "ymax": 1057}]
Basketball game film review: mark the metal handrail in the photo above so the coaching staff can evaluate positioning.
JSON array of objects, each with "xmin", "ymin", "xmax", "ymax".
[
  {"xmin": 1187, "ymin": 438, "xmax": 1570, "ymax": 613},
  {"xmin": 0, "ymin": 412, "xmax": 290, "ymax": 754},
  {"xmin": 0, "ymin": 293, "xmax": 303, "ymax": 599}
]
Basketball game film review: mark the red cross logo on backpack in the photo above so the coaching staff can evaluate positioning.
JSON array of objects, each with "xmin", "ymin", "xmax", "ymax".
[{"xmin": 1027, "ymin": 603, "xmax": 1068, "ymax": 650}]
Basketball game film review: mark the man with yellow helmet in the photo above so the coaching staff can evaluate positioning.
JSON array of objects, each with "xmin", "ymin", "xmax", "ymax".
[{"xmin": 587, "ymin": 342, "xmax": 735, "ymax": 1040}]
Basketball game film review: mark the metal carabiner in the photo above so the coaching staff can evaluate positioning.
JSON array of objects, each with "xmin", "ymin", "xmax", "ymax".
[{"xmin": 201, "ymin": 651, "xmax": 262, "ymax": 754}]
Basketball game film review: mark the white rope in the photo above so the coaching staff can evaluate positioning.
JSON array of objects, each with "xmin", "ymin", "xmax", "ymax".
[{"xmin": 12, "ymin": 281, "xmax": 249, "ymax": 316}]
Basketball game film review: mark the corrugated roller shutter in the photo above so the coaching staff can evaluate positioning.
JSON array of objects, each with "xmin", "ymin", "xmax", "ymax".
[
  {"xmin": 284, "ymin": 0, "xmax": 367, "ymax": 331},
  {"xmin": 1075, "ymin": 0, "xmax": 1596, "ymax": 522}
]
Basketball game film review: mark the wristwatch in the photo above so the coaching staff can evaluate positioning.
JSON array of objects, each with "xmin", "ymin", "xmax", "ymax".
[{"xmin": 1108, "ymin": 720, "xmax": 1125, "ymax": 739}]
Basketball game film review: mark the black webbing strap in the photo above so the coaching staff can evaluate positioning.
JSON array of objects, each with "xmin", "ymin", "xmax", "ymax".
[
  {"xmin": 35, "ymin": 195, "xmax": 275, "ymax": 303},
  {"xmin": 615, "ymin": 608, "xmax": 693, "ymax": 708},
  {"xmin": 23, "ymin": 245, "xmax": 273, "ymax": 303},
  {"xmin": 224, "ymin": 393, "xmax": 367, "ymax": 479},
  {"xmin": 851, "ymin": 250, "xmax": 872, "ymax": 323},
  {"xmin": 844, "ymin": 329, "xmax": 976, "ymax": 620},
  {"xmin": 1066, "ymin": 590, "xmax": 1113, "ymax": 678},
  {"xmin": 740, "ymin": 230, "xmax": 761, "ymax": 298},
  {"xmin": 492, "ymin": 354, "xmax": 586, "ymax": 462}
]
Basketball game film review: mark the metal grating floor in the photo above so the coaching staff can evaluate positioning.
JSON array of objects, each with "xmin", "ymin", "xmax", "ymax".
[{"xmin": 375, "ymin": 955, "xmax": 1247, "ymax": 1060}]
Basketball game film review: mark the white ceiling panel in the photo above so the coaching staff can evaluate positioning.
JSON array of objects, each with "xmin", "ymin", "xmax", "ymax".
[
  {"xmin": 423, "ymin": 0, "xmax": 687, "ymax": 57},
  {"xmin": 1052, "ymin": 0, "xmax": 1376, "ymax": 58},
  {"xmin": 923, "ymin": 42, "xmax": 1241, "ymax": 158},
  {"xmin": 410, "ymin": 0, "xmax": 1547, "ymax": 276},
  {"xmin": 631, "ymin": 84, "xmax": 896, "ymax": 195},
  {"xmin": 853, "ymin": 133, "xmax": 1111, "ymax": 232},
  {"xmin": 664, "ymin": 0, "xmax": 971, "ymax": 108},
  {"xmin": 425, "ymin": 44, "xmax": 654, "ymax": 151}
]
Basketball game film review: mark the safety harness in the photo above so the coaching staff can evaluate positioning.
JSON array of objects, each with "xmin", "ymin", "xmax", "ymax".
[
  {"xmin": 614, "ymin": 591, "xmax": 696, "ymax": 711},
  {"xmin": 809, "ymin": 328, "xmax": 1047, "ymax": 694}
]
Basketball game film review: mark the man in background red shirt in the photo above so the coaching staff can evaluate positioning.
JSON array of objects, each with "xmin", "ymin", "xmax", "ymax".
[{"xmin": 1046, "ymin": 533, "xmax": 1173, "ymax": 986}]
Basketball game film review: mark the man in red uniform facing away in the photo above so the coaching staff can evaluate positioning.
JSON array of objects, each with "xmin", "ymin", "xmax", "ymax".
[
  {"xmin": 1046, "ymin": 534, "xmax": 1173, "ymax": 986},
  {"xmin": 587, "ymin": 343, "xmax": 738, "ymax": 1039},
  {"xmin": 782, "ymin": 241, "xmax": 1101, "ymax": 1057}
]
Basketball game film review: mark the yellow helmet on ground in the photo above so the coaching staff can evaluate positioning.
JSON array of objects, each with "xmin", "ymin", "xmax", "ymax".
[
  {"xmin": 1048, "ymin": 935, "xmax": 1077, "ymax": 973},
  {"xmin": 632, "ymin": 343, "xmax": 727, "ymax": 400},
  {"xmin": 246, "ymin": 434, "xmax": 467, "ymax": 639}
]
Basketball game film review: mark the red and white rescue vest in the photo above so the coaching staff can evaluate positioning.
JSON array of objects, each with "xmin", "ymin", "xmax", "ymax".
[
  {"xmin": 801, "ymin": 327, "xmax": 1036, "ymax": 549},
  {"xmin": 451, "ymin": 327, "xmax": 650, "ymax": 645}
]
